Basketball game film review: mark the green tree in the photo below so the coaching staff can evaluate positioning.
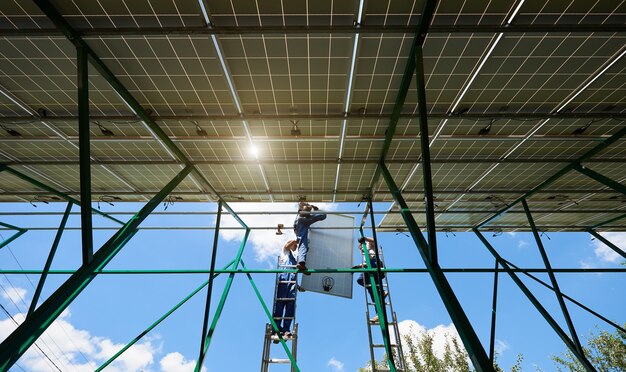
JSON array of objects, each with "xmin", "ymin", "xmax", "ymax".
[{"xmin": 552, "ymin": 325, "xmax": 626, "ymax": 372}]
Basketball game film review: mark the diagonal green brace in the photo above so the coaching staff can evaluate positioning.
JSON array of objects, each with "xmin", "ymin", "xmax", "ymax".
[
  {"xmin": 28, "ymin": 202, "xmax": 72, "ymax": 317},
  {"xmin": 240, "ymin": 260, "xmax": 300, "ymax": 372},
  {"xmin": 522, "ymin": 199, "xmax": 588, "ymax": 362},
  {"xmin": 473, "ymin": 229, "xmax": 597, "ymax": 371},
  {"xmin": 586, "ymin": 228, "xmax": 626, "ymax": 260},
  {"xmin": 573, "ymin": 163, "xmax": 626, "ymax": 196},
  {"xmin": 195, "ymin": 229, "xmax": 250, "ymax": 372},
  {"xmin": 381, "ymin": 163, "xmax": 493, "ymax": 372},
  {"xmin": 0, "ymin": 165, "xmax": 193, "ymax": 371},
  {"xmin": 96, "ymin": 259, "xmax": 236, "ymax": 372},
  {"xmin": 0, "ymin": 221, "xmax": 27, "ymax": 251}
]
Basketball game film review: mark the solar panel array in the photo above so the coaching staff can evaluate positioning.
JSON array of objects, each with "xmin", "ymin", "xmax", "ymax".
[{"xmin": 0, "ymin": 0, "xmax": 624, "ymax": 231}]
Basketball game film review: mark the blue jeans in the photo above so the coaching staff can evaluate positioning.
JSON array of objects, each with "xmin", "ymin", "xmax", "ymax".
[
  {"xmin": 272, "ymin": 277, "xmax": 296, "ymax": 333},
  {"xmin": 357, "ymin": 274, "xmax": 385, "ymax": 304}
]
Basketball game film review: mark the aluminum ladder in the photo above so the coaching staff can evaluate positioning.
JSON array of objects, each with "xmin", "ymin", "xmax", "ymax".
[
  {"xmin": 362, "ymin": 247, "xmax": 406, "ymax": 371},
  {"xmin": 260, "ymin": 259, "xmax": 299, "ymax": 372}
]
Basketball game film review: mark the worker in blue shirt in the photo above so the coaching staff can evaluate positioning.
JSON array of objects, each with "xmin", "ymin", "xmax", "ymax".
[{"xmin": 293, "ymin": 201, "xmax": 327, "ymax": 274}]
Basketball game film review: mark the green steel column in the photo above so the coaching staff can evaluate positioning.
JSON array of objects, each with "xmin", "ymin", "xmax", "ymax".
[
  {"xmin": 488, "ymin": 259, "xmax": 499, "ymax": 362},
  {"xmin": 365, "ymin": 201, "xmax": 397, "ymax": 371},
  {"xmin": 0, "ymin": 165, "xmax": 193, "ymax": 371},
  {"xmin": 0, "ymin": 222, "xmax": 27, "ymax": 251},
  {"xmin": 573, "ymin": 163, "xmax": 626, "ymax": 196},
  {"xmin": 473, "ymin": 229, "xmax": 597, "ymax": 371},
  {"xmin": 381, "ymin": 163, "xmax": 494, "ymax": 372},
  {"xmin": 77, "ymin": 44, "xmax": 93, "ymax": 265},
  {"xmin": 240, "ymin": 260, "xmax": 300, "ymax": 372},
  {"xmin": 198, "ymin": 201, "xmax": 222, "ymax": 368},
  {"xmin": 28, "ymin": 202, "xmax": 72, "ymax": 317},
  {"xmin": 415, "ymin": 45, "xmax": 438, "ymax": 264},
  {"xmin": 586, "ymin": 229, "xmax": 626, "ymax": 260},
  {"xmin": 1, "ymin": 165, "xmax": 124, "ymax": 225},
  {"xmin": 96, "ymin": 259, "xmax": 236, "ymax": 372},
  {"xmin": 522, "ymin": 199, "xmax": 586, "ymax": 359},
  {"xmin": 195, "ymin": 229, "xmax": 250, "ymax": 372}
]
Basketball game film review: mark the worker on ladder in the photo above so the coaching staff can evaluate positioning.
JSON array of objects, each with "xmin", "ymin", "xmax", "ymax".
[
  {"xmin": 354, "ymin": 236, "xmax": 387, "ymax": 323},
  {"xmin": 293, "ymin": 201, "xmax": 327, "ymax": 274},
  {"xmin": 271, "ymin": 239, "xmax": 299, "ymax": 343}
]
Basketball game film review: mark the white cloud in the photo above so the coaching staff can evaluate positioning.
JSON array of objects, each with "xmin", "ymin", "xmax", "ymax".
[
  {"xmin": 494, "ymin": 339, "xmax": 509, "ymax": 355},
  {"xmin": 160, "ymin": 352, "xmax": 206, "ymax": 372},
  {"xmin": 0, "ymin": 294, "xmax": 197, "ymax": 372},
  {"xmin": 327, "ymin": 357, "xmax": 345, "ymax": 371},
  {"xmin": 506, "ymin": 232, "xmax": 517, "ymax": 237},
  {"xmin": 1, "ymin": 286, "xmax": 27, "ymax": 303},
  {"xmin": 517, "ymin": 240, "xmax": 529, "ymax": 249},
  {"xmin": 218, "ymin": 202, "xmax": 337, "ymax": 262},
  {"xmin": 592, "ymin": 232, "xmax": 626, "ymax": 263},
  {"xmin": 397, "ymin": 320, "xmax": 462, "ymax": 361}
]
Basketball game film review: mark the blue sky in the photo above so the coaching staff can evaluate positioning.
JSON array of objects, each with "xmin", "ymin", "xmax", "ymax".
[{"xmin": 0, "ymin": 200, "xmax": 624, "ymax": 371}]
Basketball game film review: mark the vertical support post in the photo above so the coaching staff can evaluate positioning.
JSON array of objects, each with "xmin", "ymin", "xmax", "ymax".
[
  {"xmin": 521, "ymin": 199, "xmax": 587, "ymax": 359},
  {"xmin": 415, "ymin": 45, "xmax": 438, "ymax": 264},
  {"xmin": 0, "ymin": 222, "xmax": 27, "ymax": 251},
  {"xmin": 95, "ymin": 259, "xmax": 236, "ymax": 372},
  {"xmin": 195, "ymin": 229, "xmax": 250, "ymax": 372},
  {"xmin": 198, "ymin": 201, "xmax": 222, "ymax": 368},
  {"xmin": 240, "ymin": 260, "xmax": 300, "ymax": 372},
  {"xmin": 77, "ymin": 44, "xmax": 93, "ymax": 265},
  {"xmin": 365, "ymin": 200, "xmax": 397, "ymax": 371},
  {"xmin": 0, "ymin": 165, "xmax": 193, "ymax": 371},
  {"xmin": 28, "ymin": 202, "xmax": 72, "ymax": 317},
  {"xmin": 488, "ymin": 259, "xmax": 499, "ymax": 362},
  {"xmin": 380, "ymin": 163, "xmax": 493, "ymax": 372},
  {"xmin": 586, "ymin": 229, "xmax": 626, "ymax": 260},
  {"xmin": 473, "ymin": 229, "xmax": 596, "ymax": 371}
]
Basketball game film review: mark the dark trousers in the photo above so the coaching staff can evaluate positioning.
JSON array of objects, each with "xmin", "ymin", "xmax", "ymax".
[
  {"xmin": 357, "ymin": 273, "xmax": 385, "ymax": 304},
  {"xmin": 272, "ymin": 282, "xmax": 295, "ymax": 333}
]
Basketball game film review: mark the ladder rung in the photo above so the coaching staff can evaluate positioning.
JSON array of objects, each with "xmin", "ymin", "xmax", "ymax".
[
  {"xmin": 268, "ymin": 359, "xmax": 292, "ymax": 364},
  {"xmin": 372, "ymin": 344, "xmax": 399, "ymax": 348},
  {"xmin": 276, "ymin": 298, "xmax": 296, "ymax": 301},
  {"xmin": 273, "ymin": 316, "xmax": 295, "ymax": 319},
  {"xmin": 278, "ymin": 280, "xmax": 297, "ymax": 283}
]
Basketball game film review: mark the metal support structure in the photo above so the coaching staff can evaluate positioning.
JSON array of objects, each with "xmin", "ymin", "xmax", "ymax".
[
  {"xmin": 1, "ymin": 165, "xmax": 124, "ymax": 225},
  {"xmin": 195, "ymin": 229, "xmax": 250, "ymax": 372},
  {"xmin": 241, "ymin": 260, "xmax": 300, "ymax": 371},
  {"xmin": 473, "ymin": 229, "xmax": 597, "ymax": 371},
  {"xmin": 27, "ymin": 202, "xmax": 72, "ymax": 317},
  {"xmin": 522, "ymin": 199, "xmax": 587, "ymax": 358},
  {"xmin": 586, "ymin": 229, "xmax": 626, "ymax": 260},
  {"xmin": 95, "ymin": 259, "xmax": 236, "ymax": 371},
  {"xmin": 0, "ymin": 221, "xmax": 27, "ymax": 251},
  {"xmin": 414, "ymin": 45, "xmax": 438, "ymax": 264},
  {"xmin": 77, "ymin": 44, "xmax": 93, "ymax": 265},
  {"xmin": 380, "ymin": 163, "xmax": 493, "ymax": 372},
  {"xmin": 488, "ymin": 259, "xmax": 499, "ymax": 362},
  {"xmin": 0, "ymin": 165, "xmax": 193, "ymax": 371},
  {"xmin": 478, "ymin": 125, "xmax": 626, "ymax": 228},
  {"xmin": 573, "ymin": 164, "xmax": 626, "ymax": 196},
  {"xmin": 198, "ymin": 201, "xmax": 222, "ymax": 368}
]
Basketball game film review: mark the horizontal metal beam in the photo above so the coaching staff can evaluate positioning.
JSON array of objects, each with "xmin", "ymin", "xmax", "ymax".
[
  {"xmin": 3, "ymin": 24, "xmax": 625, "ymax": 37},
  {"xmin": 2, "ymin": 112, "xmax": 624, "ymax": 122},
  {"xmin": 0, "ymin": 268, "xmax": 623, "ymax": 274}
]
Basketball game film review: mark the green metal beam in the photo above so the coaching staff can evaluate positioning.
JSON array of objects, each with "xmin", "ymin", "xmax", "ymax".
[
  {"xmin": 478, "ymin": 125, "xmax": 626, "ymax": 228},
  {"xmin": 240, "ymin": 260, "xmax": 300, "ymax": 371},
  {"xmin": 586, "ymin": 229, "xmax": 626, "ymax": 260},
  {"xmin": 31, "ymin": 0, "xmax": 248, "ymax": 230},
  {"xmin": 77, "ymin": 44, "xmax": 93, "ymax": 265},
  {"xmin": 0, "ymin": 165, "xmax": 193, "ymax": 371},
  {"xmin": 591, "ymin": 213, "xmax": 626, "ymax": 229},
  {"xmin": 522, "ymin": 199, "xmax": 588, "ymax": 361},
  {"xmin": 501, "ymin": 258, "xmax": 626, "ymax": 334},
  {"xmin": 364, "ymin": 201, "xmax": 397, "ymax": 370},
  {"xmin": 195, "ymin": 229, "xmax": 250, "ymax": 372},
  {"xmin": 28, "ymin": 202, "xmax": 72, "ymax": 317},
  {"xmin": 1, "ymin": 165, "xmax": 124, "ymax": 225},
  {"xmin": 473, "ymin": 229, "xmax": 597, "ymax": 371},
  {"xmin": 95, "ymin": 259, "xmax": 236, "ymax": 372},
  {"xmin": 381, "ymin": 163, "xmax": 494, "ymax": 372},
  {"xmin": 573, "ymin": 164, "xmax": 626, "ymax": 196},
  {"xmin": 368, "ymin": 0, "xmax": 437, "ymax": 193},
  {"xmin": 0, "ymin": 221, "xmax": 27, "ymax": 251},
  {"xmin": 488, "ymin": 259, "xmax": 499, "ymax": 362},
  {"xmin": 198, "ymin": 201, "xmax": 222, "ymax": 368}
]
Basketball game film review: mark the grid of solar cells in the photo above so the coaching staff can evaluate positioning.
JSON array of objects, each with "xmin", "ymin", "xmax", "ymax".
[{"xmin": 0, "ymin": 0, "xmax": 623, "ymax": 231}]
